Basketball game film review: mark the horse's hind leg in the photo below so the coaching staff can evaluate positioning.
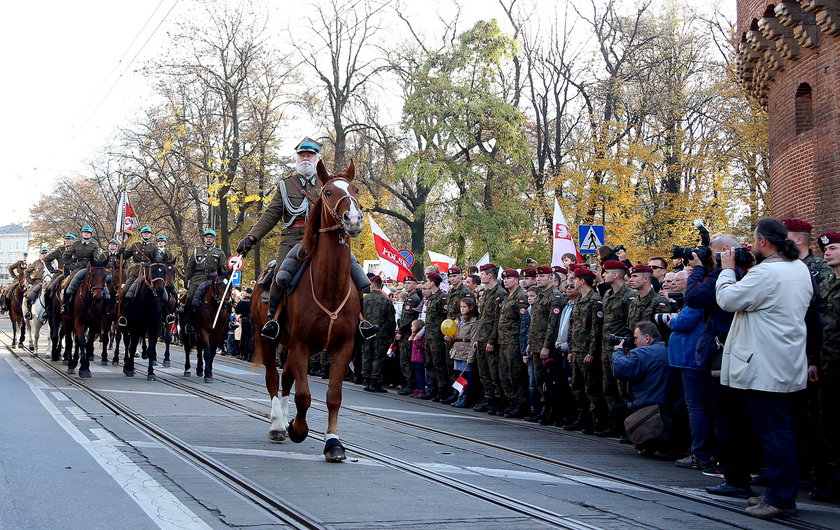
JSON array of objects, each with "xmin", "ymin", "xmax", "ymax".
[
  {"xmin": 324, "ymin": 347, "xmax": 352, "ymax": 462},
  {"xmin": 287, "ymin": 347, "xmax": 311, "ymax": 444}
]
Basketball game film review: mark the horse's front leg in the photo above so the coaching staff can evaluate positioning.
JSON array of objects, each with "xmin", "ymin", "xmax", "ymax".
[
  {"xmin": 146, "ymin": 328, "xmax": 158, "ymax": 381},
  {"xmin": 201, "ymin": 333, "xmax": 214, "ymax": 383},
  {"xmin": 287, "ymin": 346, "xmax": 311, "ymax": 444},
  {"xmin": 124, "ymin": 332, "xmax": 137, "ymax": 377},
  {"xmin": 265, "ymin": 338, "xmax": 286, "ymax": 441},
  {"xmin": 323, "ymin": 345, "xmax": 353, "ymax": 462},
  {"xmin": 100, "ymin": 325, "xmax": 110, "ymax": 366},
  {"xmin": 79, "ymin": 328, "xmax": 93, "ymax": 378}
]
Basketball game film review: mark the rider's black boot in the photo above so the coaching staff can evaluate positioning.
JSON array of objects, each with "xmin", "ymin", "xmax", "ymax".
[{"xmin": 261, "ymin": 296, "xmax": 281, "ymax": 340}]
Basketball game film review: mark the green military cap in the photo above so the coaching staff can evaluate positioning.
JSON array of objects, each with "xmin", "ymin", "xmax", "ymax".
[
  {"xmin": 80, "ymin": 225, "xmax": 93, "ymax": 233},
  {"xmin": 203, "ymin": 229, "xmax": 217, "ymax": 237},
  {"xmin": 140, "ymin": 226, "xmax": 152, "ymax": 233},
  {"xmin": 109, "ymin": 238, "xmax": 118, "ymax": 244},
  {"xmin": 22, "ymin": 252, "xmax": 28, "ymax": 256},
  {"xmin": 157, "ymin": 235, "xmax": 167, "ymax": 241},
  {"xmin": 64, "ymin": 233, "xmax": 77, "ymax": 240},
  {"xmin": 295, "ymin": 137, "xmax": 321, "ymax": 154},
  {"xmin": 40, "ymin": 248, "xmax": 49, "ymax": 253}
]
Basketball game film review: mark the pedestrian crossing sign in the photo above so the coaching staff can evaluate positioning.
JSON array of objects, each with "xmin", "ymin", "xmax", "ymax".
[{"xmin": 578, "ymin": 225, "xmax": 605, "ymax": 254}]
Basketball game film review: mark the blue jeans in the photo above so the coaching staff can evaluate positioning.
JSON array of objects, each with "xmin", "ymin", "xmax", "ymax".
[
  {"xmin": 720, "ymin": 387, "xmax": 798, "ymax": 508},
  {"xmin": 526, "ymin": 357, "xmax": 538, "ymax": 410},
  {"xmin": 681, "ymin": 368, "xmax": 713, "ymax": 462}
]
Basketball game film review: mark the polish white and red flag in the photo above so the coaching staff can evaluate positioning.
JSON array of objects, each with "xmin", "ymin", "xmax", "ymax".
[
  {"xmin": 114, "ymin": 191, "xmax": 140, "ymax": 243},
  {"xmin": 369, "ymin": 215, "xmax": 413, "ymax": 282},
  {"xmin": 551, "ymin": 199, "xmax": 580, "ymax": 266},
  {"xmin": 427, "ymin": 250, "xmax": 456, "ymax": 273},
  {"xmin": 452, "ymin": 374, "xmax": 469, "ymax": 395}
]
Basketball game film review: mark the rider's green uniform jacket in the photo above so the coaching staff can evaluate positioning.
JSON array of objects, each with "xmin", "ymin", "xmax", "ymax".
[{"xmin": 185, "ymin": 245, "xmax": 227, "ymax": 287}]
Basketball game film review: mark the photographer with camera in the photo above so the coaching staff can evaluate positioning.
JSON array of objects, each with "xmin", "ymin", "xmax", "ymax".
[
  {"xmin": 610, "ymin": 321, "xmax": 670, "ymax": 437},
  {"xmin": 712, "ymin": 218, "xmax": 814, "ymax": 519}
]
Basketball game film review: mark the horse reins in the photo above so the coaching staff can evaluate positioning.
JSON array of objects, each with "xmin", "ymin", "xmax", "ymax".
[{"xmin": 318, "ymin": 178, "xmax": 362, "ymax": 235}]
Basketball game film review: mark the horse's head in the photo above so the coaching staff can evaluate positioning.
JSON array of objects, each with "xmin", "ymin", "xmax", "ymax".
[
  {"xmin": 148, "ymin": 262, "xmax": 168, "ymax": 290},
  {"xmin": 163, "ymin": 260, "xmax": 178, "ymax": 288},
  {"xmin": 85, "ymin": 263, "xmax": 109, "ymax": 302},
  {"xmin": 207, "ymin": 273, "xmax": 229, "ymax": 302},
  {"xmin": 317, "ymin": 160, "xmax": 364, "ymax": 238}
]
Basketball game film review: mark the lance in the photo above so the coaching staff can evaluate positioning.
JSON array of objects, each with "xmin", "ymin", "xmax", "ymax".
[{"xmin": 212, "ymin": 253, "xmax": 243, "ymax": 329}]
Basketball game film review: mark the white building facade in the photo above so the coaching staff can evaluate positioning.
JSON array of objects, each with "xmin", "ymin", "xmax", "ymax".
[{"xmin": 0, "ymin": 224, "xmax": 31, "ymax": 285}]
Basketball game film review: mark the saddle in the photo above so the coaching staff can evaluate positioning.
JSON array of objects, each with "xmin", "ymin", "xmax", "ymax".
[{"xmin": 256, "ymin": 260, "xmax": 277, "ymax": 291}]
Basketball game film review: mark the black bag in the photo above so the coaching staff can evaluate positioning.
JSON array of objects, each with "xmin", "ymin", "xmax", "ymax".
[{"xmin": 624, "ymin": 404, "xmax": 672, "ymax": 446}]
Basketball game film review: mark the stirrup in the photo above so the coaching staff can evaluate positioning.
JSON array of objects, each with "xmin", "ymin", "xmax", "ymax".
[
  {"xmin": 261, "ymin": 319, "xmax": 280, "ymax": 340},
  {"xmin": 359, "ymin": 320, "xmax": 379, "ymax": 340},
  {"xmin": 118, "ymin": 316, "xmax": 128, "ymax": 327}
]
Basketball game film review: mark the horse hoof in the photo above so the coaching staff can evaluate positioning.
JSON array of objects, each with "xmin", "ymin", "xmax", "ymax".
[
  {"xmin": 268, "ymin": 429, "xmax": 287, "ymax": 442},
  {"xmin": 133, "ymin": 353, "xmax": 138, "ymax": 358},
  {"xmin": 162, "ymin": 360, "xmax": 170, "ymax": 368},
  {"xmin": 111, "ymin": 360, "xmax": 119, "ymax": 366},
  {"xmin": 287, "ymin": 420, "xmax": 308, "ymax": 444},
  {"xmin": 124, "ymin": 369, "xmax": 135, "ymax": 377},
  {"xmin": 147, "ymin": 374, "xmax": 157, "ymax": 382},
  {"xmin": 196, "ymin": 368, "xmax": 204, "ymax": 377},
  {"xmin": 141, "ymin": 353, "xmax": 148, "ymax": 360},
  {"xmin": 183, "ymin": 371, "xmax": 191, "ymax": 377},
  {"xmin": 204, "ymin": 376, "xmax": 213, "ymax": 383},
  {"xmin": 323, "ymin": 438, "xmax": 346, "ymax": 463},
  {"xmin": 79, "ymin": 370, "xmax": 91, "ymax": 379},
  {"xmin": 68, "ymin": 368, "xmax": 75, "ymax": 375},
  {"xmin": 101, "ymin": 360, "xmax": 109, "ymax": 366}
]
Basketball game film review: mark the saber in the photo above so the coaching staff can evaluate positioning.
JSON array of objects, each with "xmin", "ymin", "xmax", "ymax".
[{"xmin": 212, "ymin": 254, "xmax": 243, "ymax": 329}]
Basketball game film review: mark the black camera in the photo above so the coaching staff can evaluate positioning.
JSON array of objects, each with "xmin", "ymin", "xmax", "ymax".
[
  {"xmin": 608, "ymin": 334, "xmax": 635, "ymax": 349},
  {"xmin": 715, "ymin": 247, "xmax": 753, "ymax": 267},
  {"xmin": 671, "ymin": 220, "xmax": 712, "ymax": 264}
]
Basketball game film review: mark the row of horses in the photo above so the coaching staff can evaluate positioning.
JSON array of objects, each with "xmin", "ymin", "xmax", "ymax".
[{"xmin": 5, "ymin": 160, "xmax": 364, "ymax": 462}]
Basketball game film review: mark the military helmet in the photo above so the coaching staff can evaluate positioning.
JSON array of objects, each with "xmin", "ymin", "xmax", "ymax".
[
  {"xmin": 80, "ymin": 225, "xmax": 93, "ymax": 233},
  {"xmin": 157, "ymin": 235, "xmax": 167, "ymax": 241},
  {"xmin": 64, "ymin": 233, "xmax": 77, "ymax": 240},
  {"xmin": 203, "ymin": 229, "xmax": 217, "ymax": 237}
]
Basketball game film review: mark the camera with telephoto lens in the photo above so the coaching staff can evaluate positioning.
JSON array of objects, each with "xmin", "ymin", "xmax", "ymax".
[
  {"xmin": 654, "ymin": 313, "xmax": 680, "ymax": 327},
  {"xmin": 671, "ymin": 220, "xmax": 713, "ymax": 264},
  {"xmin": 608, "ymin": 334, "xmax": 634, "ymax": 349}
]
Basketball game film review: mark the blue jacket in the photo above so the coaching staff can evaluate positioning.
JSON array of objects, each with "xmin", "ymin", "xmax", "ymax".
[
  {"xmin": 611, "ymin": 340, "xmax": 669, "ymax": 408},
  {"xmin": 667, "ymin": 305, "xmax": 705, "ymax": 370},
  {"xmin": 685, "ymin": 266, "xmax": 743, "ymax": 370},
  {"xmin": 519, "ymin": 307, "xmax": 532, "ymax": 354}
]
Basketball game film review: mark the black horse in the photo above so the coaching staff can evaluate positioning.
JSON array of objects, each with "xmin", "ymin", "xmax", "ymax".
[
  {"xmin": 180, "ymin": 273, "xmax": 230, "ymax": 383},
  {"xmin": 122, "ymin": 262, "xmax": 168, "ymax": 381}
]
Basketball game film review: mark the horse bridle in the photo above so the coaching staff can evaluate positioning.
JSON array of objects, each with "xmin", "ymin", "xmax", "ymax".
[
  {"xmin": 318, "ymin": 177, "xmax": 362, "ymax": 237},
  {"xmin": 141, "ymin": 262, "xmax": 167, "ymax": 296}
]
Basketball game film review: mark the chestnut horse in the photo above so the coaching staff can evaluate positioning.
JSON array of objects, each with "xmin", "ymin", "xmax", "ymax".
[
  {"xmin": 69, "ymin": 263, "xmax": 109, "ymax": 378},
  {"xmin": 7, "ymin": 280, "xmax": 26, "ymax": 348},
  {"xmin": 251, "ymin": 160, "xmax": 364, "ymax": 462}
]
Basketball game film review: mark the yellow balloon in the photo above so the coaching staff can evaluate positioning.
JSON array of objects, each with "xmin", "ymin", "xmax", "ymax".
[{"xmin": 440, "ymin": 319, "xmax": 457, "ymax": 337}]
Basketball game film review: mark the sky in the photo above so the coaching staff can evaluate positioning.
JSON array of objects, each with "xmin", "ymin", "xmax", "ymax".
[{"xmin": 0, "ymin": 0, "xmax": 734, "ymax": 229}]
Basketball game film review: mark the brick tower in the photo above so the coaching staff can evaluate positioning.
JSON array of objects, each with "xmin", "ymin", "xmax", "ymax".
[{"xmin": 736, "ymin": 0, "xmax": 840, "ymax": 234}]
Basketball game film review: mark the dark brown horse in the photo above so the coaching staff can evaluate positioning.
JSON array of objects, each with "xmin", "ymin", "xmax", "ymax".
[
  {"xmin": 122, "ymin": 261, "xmax": 168, "ymax": 380},
  {"xmin": 69, "ymin": 263, "xmax": 109, "ymax": 378},
  {"xmin": 7, "ymin": 280, "xmax": 26, "ymax": 348},
  {"xmin": 252, "ymin": 160, "xmax": 364, "ymax": 462},
  {"xmin": 181, "ymin": 274, "xmax": 230, "ymax": 383}
]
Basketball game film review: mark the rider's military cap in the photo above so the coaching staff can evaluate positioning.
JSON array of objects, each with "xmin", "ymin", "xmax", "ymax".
[
  {"xmin": 157, "ymin": 235, "xmax": 167, "ymax": 241},
  {"xmin": 40, "ymin": 248, "xmax": 49, "ymax": 253},
  {"xmin": 140, "ymin": 226, "xmax": 152, "ymax": 233},
  {"xmin": 295, "ymin": 137, "xmax": 322, "ymax": 154},
  {"xmin": 109, "ymin": 238, "xmax": 118, "ymax": 244},
  {"xmin": 64, "ymin": 233, "xmax": 77, "ymax": 240},
  {"xmin": 80, "ymin": 225, "xmax": 93, "ymax": 233},
  {"xmin": 203, "ymin": 229, "xmax": 217, "ymax": 237}
]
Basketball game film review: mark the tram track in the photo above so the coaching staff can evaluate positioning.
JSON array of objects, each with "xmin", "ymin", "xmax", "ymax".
[{"xmin": 8, "ymin": 328, "xmax": 835, "ymax": 530}]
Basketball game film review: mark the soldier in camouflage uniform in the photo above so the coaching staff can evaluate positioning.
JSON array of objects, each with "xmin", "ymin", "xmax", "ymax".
[
  {"xmin": 525, "ymin": 266, "xmax": 567, "ymax": 422},
  {"xmin": 496, "ymin": 269, "xmax": 531, "ymax": 418},
  {"xmin": 396, "ymin": 274, "xmax": 422, "ymax": 394},
  {"xmin": 598, "ymin": 260, "xmax": 634, "ymax": 432},
  {"xmin": 446, "ymin": 267, "xmax": 472, "ymax": 321},
  {"xmin": 361, "ymin": 276, "xmax": 396, "ymax": 392},
  {"xmin": 183, "ymin": 229, "xmax": 227, "ymax": 333},
  {"xmin": 784, "ymin": 219, "xmax": 835, "ymax": 299},
  {"xmin": 472, "ymin": 263, "xmax": 507, "ymax": 414},
  {"xmin": 563, "ymin": 267, "xmax": 607, "ymax": 433},
  {"xmin": 626, "ymin": 264, "xmax": 671, "ymax": 335},
  {"xmin": 62, "ymin": 226, "xmax": 104, "ymax": 314},
  {"xmin": 812, "ymin": 232, "xmax": 840, "ymax": 501},
  {"xmin": 422, "ymin": 272, "xmax": 449, "ymax": 401}
]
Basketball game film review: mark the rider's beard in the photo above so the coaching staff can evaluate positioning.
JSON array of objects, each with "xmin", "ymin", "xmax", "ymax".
[{"xmin": 297, "ymin": 160, "xmax": 316, "ymax": 178}]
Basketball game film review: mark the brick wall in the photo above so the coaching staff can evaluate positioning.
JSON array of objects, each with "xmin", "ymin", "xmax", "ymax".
[{"xmin": 737, "ymin": 1, "xmax": 840, "ymax": 235}]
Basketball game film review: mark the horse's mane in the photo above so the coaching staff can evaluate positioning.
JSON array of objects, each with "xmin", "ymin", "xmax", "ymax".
[{"xmin": 300, "ymin": 197, "xmax": 324, "ymax": 259}]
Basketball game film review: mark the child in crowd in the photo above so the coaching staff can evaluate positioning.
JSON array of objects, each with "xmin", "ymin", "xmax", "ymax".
[
  {"xmin": 523, "ymin": 286, "xmax": 541, "ymax": 414},
  {"xmin": 446, "ymin": 297, "xmax": 478, "ymax": 407},
  {"xmin": 409, "ymin": 319, "xmax": 427, "ymax": 398}
]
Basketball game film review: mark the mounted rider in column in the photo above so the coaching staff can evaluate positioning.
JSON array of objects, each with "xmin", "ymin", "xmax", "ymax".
[
  {"xmin": 43, "ymin": 234, "xmax": 76, "ymax": 317},
  {"xmin": 155, "ymin": 235, "xmax": 177, "ymax": 322},
  {"xmin": 4, "ymin": 252, "xmax": 28, "ymax": 308},
  {"xmin": 62, "ymin": 226, "xmax": 105, "ymax": 316},
  {"xmin": 23, "ymin": 248, "xmax": 51, "ymax": 319},
  {"xmin": 183, "ymin": 229, "xmax": 227, "ymax": 333},
  {"xmin": 118, "ymin": 227, "xmax": 159, "ymax": 326},
  {"xmin": 236, "ymin": 137, "xmax": 371, "ymax": 340}
]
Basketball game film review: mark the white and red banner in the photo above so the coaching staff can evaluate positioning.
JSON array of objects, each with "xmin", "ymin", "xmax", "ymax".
[
  {"xmin": 369, "ymin": 215, "xmax": 413, "ymax": 282},
  {"xmin": 114, "ymin": 191, "xmax": 140, "ymax": 242},
  {"xmin": 475, "ymin": 252, "xmax": 490, "ymax": 268},
  {"xmin": 428, "ymin": 250, "xmax": 456, "ymax": 273},
  {"xmin": 551, "ymin": 199, "xmax": 579, "ymax": 266}
]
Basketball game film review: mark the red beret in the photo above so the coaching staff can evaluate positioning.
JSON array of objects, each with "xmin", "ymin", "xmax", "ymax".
[
  {"xmin": 603, "ymin": 260, "xmax": 628, "ymax": 270},
  {"xmin": 522, "ymin": 268, "xmax": 537, "ymax": 278},
  {"xmin": 535, "ymin": 265, "xmax": 553, "ymax": 274},
  {"xmin": 552, "ymin": 266, "xmax": 568, "ymax": 274},
  {"xmin": 574, "ymin": 267, "xmax": 595, "ymax": 279},
  {"xmin": 449, "ymin": 266, "xmax": 462, "ymax": 275},
  {"xmin": 479, "ymin": 263, "xmax": 498, "ymax": 272},
  {"xmin": 782, "ymin": 218, "xmax": 813, "ymax": 232},
  {"xmin": 567, "ymin": 263, "xmax": 580, "ymax": 272},
  {"xmin": 402, "ymin": 274, "xmax": 417, "ymax": 282},
  {"xmin": 501, "ymin": 269, "xmax": 520, "ymax": 278},
  {"xmin": 630, "ymin": 264, "xmax": 654, "ymax": 274},
  {"xmin": 426, "ymin": 272, "xmax": 443, "ymax": 284},
  {"xmin": 818, "ymin": 232, "xmax": 840, "ymax": 250}
]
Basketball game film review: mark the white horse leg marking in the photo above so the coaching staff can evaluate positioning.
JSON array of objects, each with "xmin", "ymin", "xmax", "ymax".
[
  {"xmin": 324, "ymin": 433, "xmax": 339, "ymax": 441},
  {"xmin": 268, "ymin": 395, "xmax": 289, "ymax": 441}
]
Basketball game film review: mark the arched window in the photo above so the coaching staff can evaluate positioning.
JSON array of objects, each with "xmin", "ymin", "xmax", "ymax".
[{"xmin": 795, "ymin": 83, "xmax": 813, "ymax": 134}]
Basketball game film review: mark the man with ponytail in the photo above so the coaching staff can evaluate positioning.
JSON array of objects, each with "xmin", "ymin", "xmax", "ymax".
[{"xmin": 707, "ymin": 218, "xmax": 814, "ymax": 519}]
